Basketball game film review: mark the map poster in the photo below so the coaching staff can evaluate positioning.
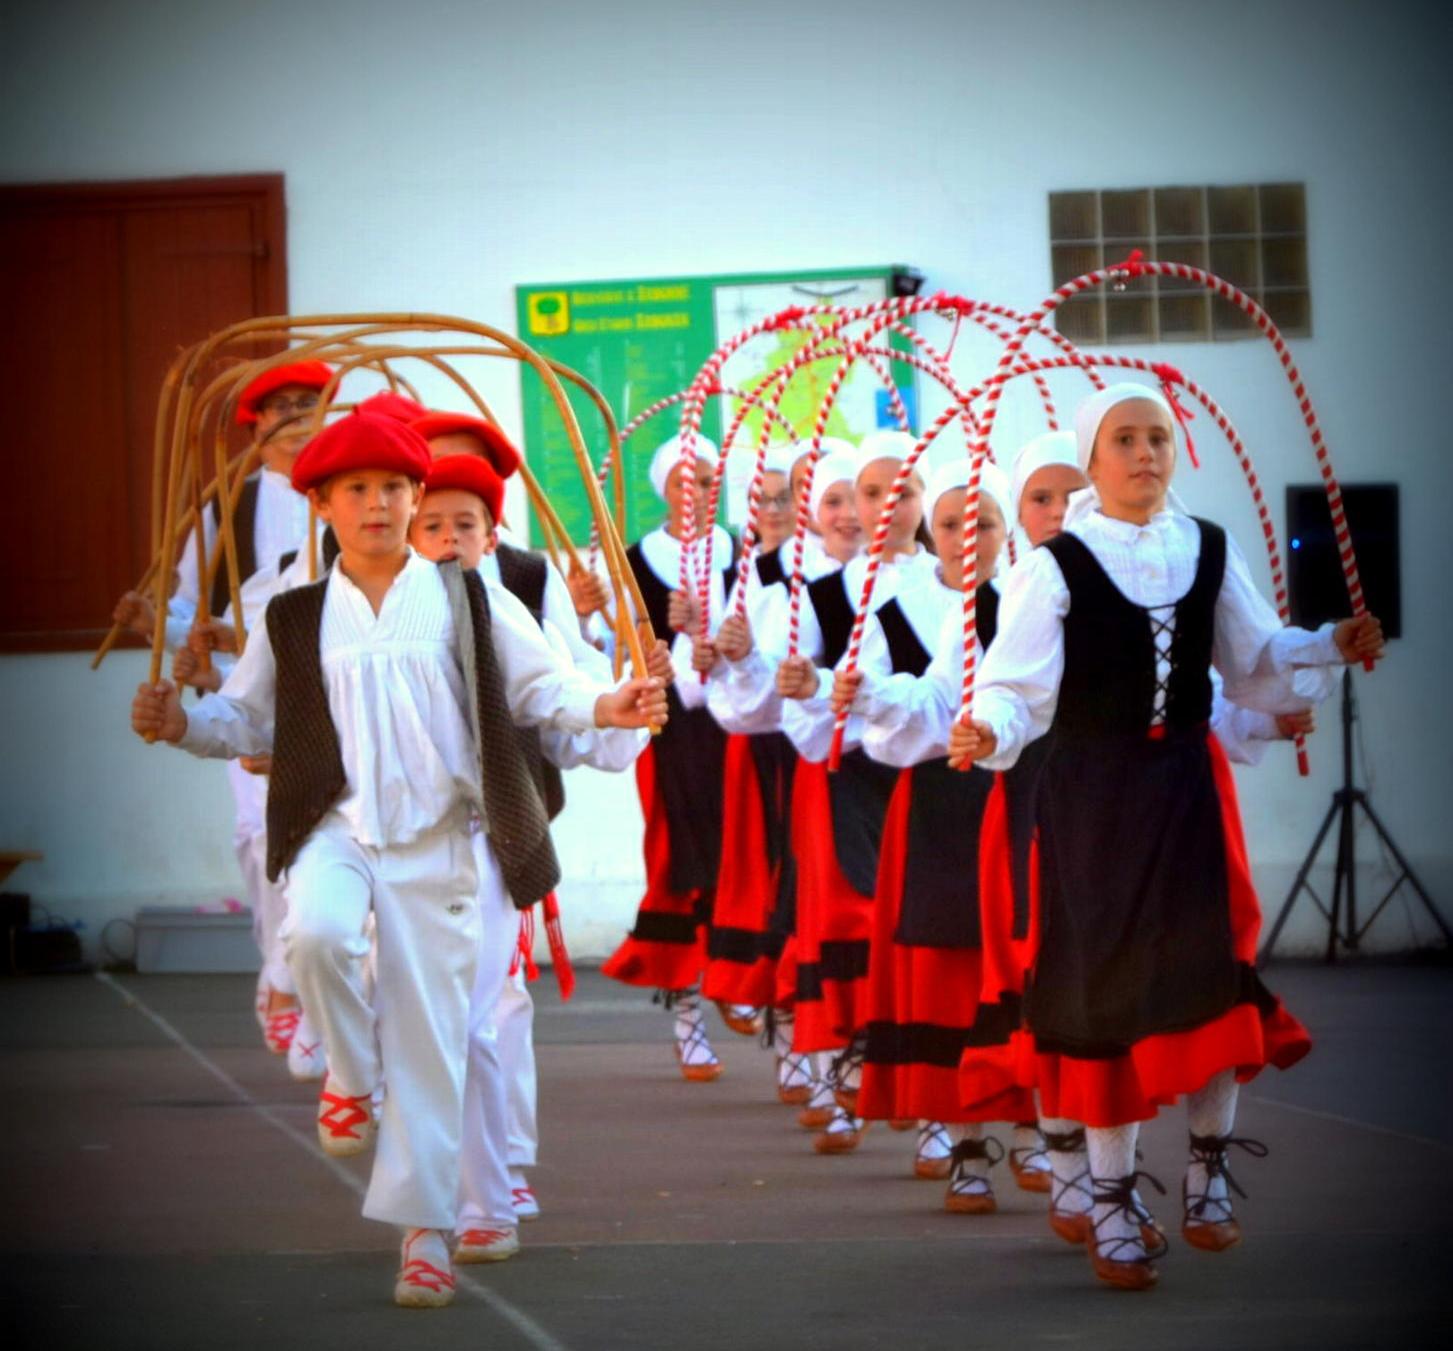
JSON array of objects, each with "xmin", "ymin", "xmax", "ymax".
[{"xmin": 515, "ymin": 267, "xmax": 917, "ymax": 548}]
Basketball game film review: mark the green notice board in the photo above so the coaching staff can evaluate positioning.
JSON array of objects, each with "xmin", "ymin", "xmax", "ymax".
[{"xmin": 514, "ymin": 266, "xmax": 917, "ymax": 548}]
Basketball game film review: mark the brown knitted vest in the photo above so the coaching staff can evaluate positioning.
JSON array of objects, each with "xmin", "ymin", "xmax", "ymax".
[
  {"xmin": 493, "ymin": 543, "xmax": 565, "ymax": 821},
  {"xmin": 264, "ymin": 562, "xmax": 562, "ymax": 910}
]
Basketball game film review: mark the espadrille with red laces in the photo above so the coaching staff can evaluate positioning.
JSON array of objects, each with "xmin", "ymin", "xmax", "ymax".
[
  {"xmin": 395, "ymin": 1228, "xmax": 455, "ymax": 1308},
  {"xmin": 316, "ymin": 1075, "xmax": 375, "ymax": 1157},
  {"xmin": 455, "ymin": 1225, "xmax": 521, "ymax": 1264}
]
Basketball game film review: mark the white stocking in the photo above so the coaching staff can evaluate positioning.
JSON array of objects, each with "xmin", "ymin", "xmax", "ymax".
[
  {"xmin": 1185, "ymin": 1070, "xmax": 1241, "ymax": 1224},
  {"xmin": 1040, "ymin": 1113, "xmax": 1089, "ymax": 1216},
  {"xmin": 1087, "ymin": 1123, "xmax": 1143, "ymax": 1260}
]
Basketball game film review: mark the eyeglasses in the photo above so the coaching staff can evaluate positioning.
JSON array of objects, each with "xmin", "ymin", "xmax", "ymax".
[
  {"xmin": 259, "ymin": 393, "xmax": 321, "ymax": 417},
  {"xmin": 759, "ymin": 492, "xmax": 792, "ymax": 510}
]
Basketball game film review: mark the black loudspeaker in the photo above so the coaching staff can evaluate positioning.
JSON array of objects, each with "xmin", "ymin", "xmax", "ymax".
[
  {"xmin": 890, "ymin": 268, "xmax": 925, "ymax": 298},
  {"xmin": 1286, "ymin": 483, "xmax": 1401, "ymax": 639}
]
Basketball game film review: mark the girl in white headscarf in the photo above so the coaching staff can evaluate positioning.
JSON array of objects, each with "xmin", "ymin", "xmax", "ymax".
[
  {"xmin": 951, "ymin": 384, "xmax": 1384, "ymax": 1291},
  {"xmin": 694, "ymin": 440, "xmax": 860, "ymax": 1111},
  {"xmin": 768, "ymin": 433, "xmax": 937, "ymax": 1154},
  {"xmin": 831, "ymin": 456, "xmax": 1031, "ymax": 1206},
  {"xmin": 601, "ymin": 433, "xmax": 737, "ymax": 1082}
]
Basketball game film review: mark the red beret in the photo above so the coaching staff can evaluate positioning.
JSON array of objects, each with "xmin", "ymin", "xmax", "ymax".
[
  {"xmin": 355, "ymin": 391, "xmax": 429, "ymax": 424},
  {"xmin": 235, "ymin": 361, "xmax": 334, "ymax": 426},
  {"xmin": 423, "ymin": 453, "xmax": 504, "ymax": 525},
  {"xmin": 290, "ymin": 413, "xmax": 433, "ymax": 493},
  {"xmin": 411, "ymin": 412, "xmax": 521, "ymax": 478}
]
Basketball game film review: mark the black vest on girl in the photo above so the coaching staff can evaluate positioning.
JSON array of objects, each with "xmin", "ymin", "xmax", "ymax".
[
  {"xmin": 1025, "ymin": 519, "xmax": 1272, "ymax": 1057},
  {"xmin": 735, "ymin": 545, "xmax": 799, "ymax": 947},
  {"xmin": 263, "ymin": 562, "xmax": 561, "ymax": 911},
  {"xmin": 807, "ymin": 569, "xmax": 900, "ymax": 897},
  {"xmin": 626, "ymin": 539, "xmax": 734, "ymax": 895},
  {"xmin": 882, "ymin": 584, "xmax": 999, "ymax": 948}
]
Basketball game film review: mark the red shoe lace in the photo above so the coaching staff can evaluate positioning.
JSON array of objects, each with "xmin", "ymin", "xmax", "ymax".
[
  {"xmin": 459, "ymin": 1227, "xmax": 514, "ymax": 1247},
  {"xmin": 265, "ymin": 1008, "xmax": 300, "ymax": 1051},
  {"xmin": 399, "ymin": 1258, "xmax": 454, "ymax": 1293},
  {"xmin": 318, "ymin": 1084, "xmax": 371, "ymax": 1140}
]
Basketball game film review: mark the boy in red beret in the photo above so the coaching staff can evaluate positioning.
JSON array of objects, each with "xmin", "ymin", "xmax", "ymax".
[
  {"xmin": 412, "ymin": 413, "xmax": 668, "ymax": 1227},
  {"xmin": 408, "ymin": 450, "xmax": 652, "ymax": 1258},
  {"xmin": 113, "ymin": 358, "xmax": 333, "ymax": 1066},
  {"xmin": 131, "ymin": 412, "xmax": 667, "ymax": 1307}
]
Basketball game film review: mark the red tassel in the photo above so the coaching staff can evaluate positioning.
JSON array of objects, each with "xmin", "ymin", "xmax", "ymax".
[
  {"xmin": 764, "ymin": 305, "xmax": 807, "ymax": 331},
  {"xmin": 1151, "ymin": 362, "xmax": 1200, "ymax": 469},
  {"xmin": 943, "ymin": 306, "xmax": 964, "ymax": 363},
  {"xmin": 1113, "ymin": 247, "xmax": 1146, "ymax": 277},
  {"xmin": 509, "ymin": 909, "xmax": 540, "ymax": 983},
  {"xmin": 543, "ymin": 892, "xmax": 575, "ymax": 1002}
]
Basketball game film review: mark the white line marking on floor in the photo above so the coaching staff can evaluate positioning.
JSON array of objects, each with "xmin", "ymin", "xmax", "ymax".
[
  {"xmin": 1250, "ymin": 1092, "xmax": 1453, "ymax": 1153},
  {"xmin": 95, "ymin": 971, "xmax": 569, "ymax": 1351}
]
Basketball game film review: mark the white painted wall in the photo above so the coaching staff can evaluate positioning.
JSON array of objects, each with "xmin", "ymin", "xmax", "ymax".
[{"xmin": 2, "ymin": 0, "xmax": 1449, "ymax": 959}]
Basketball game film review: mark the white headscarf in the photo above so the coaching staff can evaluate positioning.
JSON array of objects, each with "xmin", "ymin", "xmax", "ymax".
[
  {"xmin": 648, "ymin": 432, "xmax": 720, "ymax": 500},
  {"xmin": 760, "ymin": 442, "xmax": 797, "ymax": 476},
  {"xmin": 1065, "ymin": 382, "xmax": 1187, "ymax": 526},
  {"xmin": 1010, "ymin": 430, "xmax": 1080, "ymax": 519},
  {"xmin": 925, "ymin": 457, "xmax": 1012, "ymax": 528},
  {"xmin": 788, "ymin": 435, "xmax": 857, "ymax": 475},
  {"xmin": 856, "ymin": 428, "xmax": 917, "ymax": 470},
  {"xmin": 807, "ymin": 451, "xmax": 861, "ymax": 519}
]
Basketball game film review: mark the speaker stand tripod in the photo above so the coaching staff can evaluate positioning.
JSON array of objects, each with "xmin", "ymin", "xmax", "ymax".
[{"xmin": 1260, "ymin": 670, "xmax": 1450, "ymax": 963}]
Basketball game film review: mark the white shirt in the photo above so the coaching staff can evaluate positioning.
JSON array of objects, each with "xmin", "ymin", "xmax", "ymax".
[
  {"xmin": 480, "ymin": 546, "xmax": 611, "ymax": 681},
  {"xmin": 178, "ymin": 550, "xmax": 604, "ymax": 848},
  {"xmin": 632, "ymin": 524, "xmax": 734, "ymax": 710},
  {"xmin": 166, "ymin": 469, "xmax": 310, "ymax": 649},
  {"xmin": 856, "ymin": 573, "xmax": 985, "ymax": 769},
  {"xmin": 533, "ymin": 616, "xmax": 646, "ymax": 773},
  {"xmin": 972, "ymin": 509, "xmax": 1342, "ymax": 770},
  {"xmin": 706, "ymin": 536, "xmax": 840, "ymax": 736},
  {"xmin": 770, "ymin": 547, "xmax": 940, "ymax": 762}
]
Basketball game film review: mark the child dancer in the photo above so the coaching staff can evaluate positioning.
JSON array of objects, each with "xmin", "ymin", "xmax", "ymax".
[
  {"xmin": 952, "ymin": 383, "xmax": 1383, "ymax": 1290},
  {"xmin": 834, "ymin": 457, "xmax": 1040, "ymax": 1204},
  {"xmin": 704, "ymin": 441, "xmax": 859, "ymax": 1116},
  {"xmin": 407, "ymin": 450, "xmax": 648, "ymax": 1262},
  {"xmin": 771, "ymin": 432, "xmax": 937, "ymax": 1152},
  {"xmin": 700, "ymin": 442, "xmax": 805, "ymax": 1036},
  {"xmin": 131, "ymin": 411, "xmax": 666, "ymax": 1307},
  {"xmin": 114, "ymin": 360, "xmax": 332, "ymax": 1066},
  {"xmin": 413, "ymin": 414, "xmax": 672, "ymax": 1222},
  {"xmin": 886, "ymin": 432, "xmax": 1316, "ymax": 1242},
  {"xmin": 602, "ymin": 434, "xmax": 736, "ymax": 1081}
]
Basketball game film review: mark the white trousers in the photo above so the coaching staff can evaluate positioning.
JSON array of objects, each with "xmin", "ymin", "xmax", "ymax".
[
  {"xmin": 229, "ymin": 762, "xmax": 293, "ymax": 994},
  {"xmin": 496, "ymin": 965, "xmax": 539, "ymax": 1168},
  {"xmin": 283, "ymin": 812, "xmax": 481, "ymax": 1229},
  {"xmin": 456, "ymin": 833, "xmax": 520, "ymax": 1232}
]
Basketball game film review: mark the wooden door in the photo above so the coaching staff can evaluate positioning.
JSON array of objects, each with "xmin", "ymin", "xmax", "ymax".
[{"xmin": 0, "ymin": 175, "xmax": 287, "ymax": 651}]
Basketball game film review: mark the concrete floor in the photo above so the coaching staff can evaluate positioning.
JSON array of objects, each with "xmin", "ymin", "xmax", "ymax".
[{"xmin": 2, "ymin": 960, "xmax": 1450, "ymax": 1351}]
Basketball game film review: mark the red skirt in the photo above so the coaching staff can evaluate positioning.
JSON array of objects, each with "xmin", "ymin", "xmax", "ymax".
[
  {"xmin": 957, "ymin": 776, "xmax": 1041, "ymax": 1112},
  {"xmin": 601, "ymin": 742, "xmax": 710, "ymax": 992},
  {"xmin": 960, "ymin": 731, "xmax": 1310, "ymax": 1127},
  {"xmin": 790, "ymin": 758, "xmax": 874, "ymax": 1054},
  {"xmin": 702, "ymin": 734, "xmax": 783, "ymax": 1007},
  {"xmin": 859, "ymin": 769, "xmax": 1033, "ymax": 1124}
]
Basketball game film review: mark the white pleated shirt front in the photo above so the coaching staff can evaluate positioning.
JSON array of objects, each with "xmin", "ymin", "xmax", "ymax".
[{"xmin": 179, "ymin": 550, "xmax": 603, "ymax": 848}]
